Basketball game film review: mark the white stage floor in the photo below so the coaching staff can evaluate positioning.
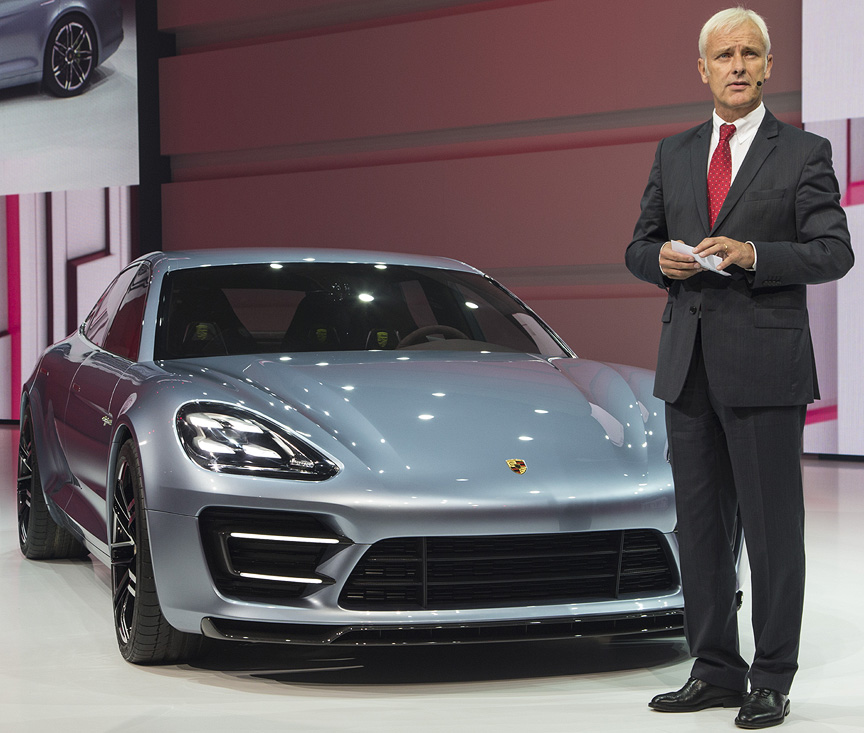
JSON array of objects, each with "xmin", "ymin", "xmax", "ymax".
[{"xmin": 1, "ymin": 424, "xmax": 862, "ymax": 732}]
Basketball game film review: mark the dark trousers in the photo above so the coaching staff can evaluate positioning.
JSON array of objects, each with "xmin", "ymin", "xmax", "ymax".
[{"xmin": 665, "ymin": 327, "xmax": 807, "ymax": 695}]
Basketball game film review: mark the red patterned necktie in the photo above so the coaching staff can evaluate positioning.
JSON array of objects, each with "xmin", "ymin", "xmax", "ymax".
[{"xmin": 707, "ymin": 123, "xmax": 736, "ymax": 228}]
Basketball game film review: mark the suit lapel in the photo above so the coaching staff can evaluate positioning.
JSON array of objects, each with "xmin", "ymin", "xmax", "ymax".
[
  {"xmin": 690, "ymin": 120, "xmax": 713, "ymax": 234},
  {"xmin": 711, "ymin": 111, "xmax": 779, "ymax": 232}
]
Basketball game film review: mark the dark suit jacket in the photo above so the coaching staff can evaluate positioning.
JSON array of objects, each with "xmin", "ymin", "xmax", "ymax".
[{"xmin": 626, "ymin": 109, "xmax": 853, "ymax": 407}]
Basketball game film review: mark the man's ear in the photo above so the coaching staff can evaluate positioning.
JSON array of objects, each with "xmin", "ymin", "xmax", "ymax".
[
  {"xmin": 698, "ymin": 57, "xmax": 709, "ymax": 84},
  {"xmin": 763, "ymin": 54, "xmax": 773, "ymax": 81}
]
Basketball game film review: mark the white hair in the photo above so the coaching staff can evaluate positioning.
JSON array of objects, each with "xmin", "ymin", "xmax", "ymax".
[{"xmin": 699, "ymin": 6, "xmax": 771, "ymax": 60}]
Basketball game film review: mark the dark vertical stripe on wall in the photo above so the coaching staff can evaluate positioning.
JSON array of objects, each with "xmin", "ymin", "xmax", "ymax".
[
  {"xmin": 46, "ymin": 192, "xmax": 54, "ymax": 344},
  {"xmin": 136, "ymin": 1, "xmax": 176, "ymax": 255},
  {"xmin": 129, "ymin": 186, "xmax": 140, "ymax": 257},
  {"xmin": 104, "ymin": 188, "xmax": 111, "ymax": 247},
  {"xmin": 66, "ymin": 259, "xmax": 78, "ymax": 337},
  {"xmin": 6, "ymin": 196, "xmax": 21, "ymax": 420}
]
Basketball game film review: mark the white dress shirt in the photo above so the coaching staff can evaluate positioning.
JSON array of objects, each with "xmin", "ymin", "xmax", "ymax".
[{"xmin": 708, "ymin": 102, "xmax": 766, "ymax": 183}]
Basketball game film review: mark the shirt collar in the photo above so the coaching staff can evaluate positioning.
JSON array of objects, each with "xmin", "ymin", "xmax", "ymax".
[{"xmin": 712, "ymin": 103, "xmax": 765, "ymax": 146}]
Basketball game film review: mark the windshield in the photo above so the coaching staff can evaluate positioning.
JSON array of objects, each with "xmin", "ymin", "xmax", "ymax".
[{"xmin": 154, "ymin": 262, "xmax": 569, "ymax": 359}]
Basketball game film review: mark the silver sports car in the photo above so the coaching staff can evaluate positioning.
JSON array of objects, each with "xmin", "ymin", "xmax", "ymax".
[
  {"xmin": 19, "ymin": 249, "xmax": 705, "ymax": 665},
  {"xmin": 0, "ymin": 0, "xmax": 123, "ymax": 96}
]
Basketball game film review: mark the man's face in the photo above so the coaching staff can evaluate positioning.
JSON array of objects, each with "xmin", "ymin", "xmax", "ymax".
[{"xmin": 698, "ymin": 22, "xmax": 772, "ymax": 122}]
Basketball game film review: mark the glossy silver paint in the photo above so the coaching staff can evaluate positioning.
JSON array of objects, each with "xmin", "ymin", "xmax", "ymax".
[
  {"xmin": 0, "ymin": 0, "xmax": 123, "ymax": 93},
  {"xmin": 23, "ymin": 249, "xmax": 687, "ymax": 644}
]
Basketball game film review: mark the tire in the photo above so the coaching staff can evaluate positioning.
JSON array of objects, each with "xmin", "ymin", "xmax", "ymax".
[
  {"xmin": 18, "ymin": 409, "xmax": 88, "ymax": 560},
  {"xmin": 111, "ymin": 440, "xmax": 202, "ymax": 664},
  {"xmin": 42, "ymin": 15, "xmax": 98, "ymax": 97}
]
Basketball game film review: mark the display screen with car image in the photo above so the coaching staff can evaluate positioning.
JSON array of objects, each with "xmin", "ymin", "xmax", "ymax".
[
  {"xmin": 0, "ymin": 0, "xmax": 137, "ymax": 421},
  {"xmin": 0, "ymin": 0, "xmax": 124, "ymax": 97}
]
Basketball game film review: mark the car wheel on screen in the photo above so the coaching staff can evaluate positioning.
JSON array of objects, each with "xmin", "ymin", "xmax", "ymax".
[
  {"xmin": 111, "ymin": 440, "xmax": 203, "ymax": 665},
  {"xmin": 42, "ymin": 15, "xmax": 97, "ymax": 97},
  {"xmin": 18, "ymin": 409, "xmax": 88, "ymax": 560}
]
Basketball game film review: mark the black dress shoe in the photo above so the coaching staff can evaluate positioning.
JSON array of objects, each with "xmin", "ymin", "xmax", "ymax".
[
  {"xmin": 649, "ymin": 677, "xmax": 747, "ymax": 712},
  {"xmin": 735, "ymin": 688, "xmax": 790, "ymax": 729}
]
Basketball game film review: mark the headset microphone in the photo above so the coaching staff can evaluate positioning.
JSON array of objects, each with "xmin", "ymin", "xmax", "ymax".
[{"xmin": 756, "ymin": 80, "xmax": 763, "ymax": 87}]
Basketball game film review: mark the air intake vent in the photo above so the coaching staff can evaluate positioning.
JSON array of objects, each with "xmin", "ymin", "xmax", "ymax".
[
  {"xmin": 199, "ymin": 508, "xmax": 350, "ymax": 603},
  {"xmin": 340, "ymin": 529, "xmax": 675, "ymax": 610}
]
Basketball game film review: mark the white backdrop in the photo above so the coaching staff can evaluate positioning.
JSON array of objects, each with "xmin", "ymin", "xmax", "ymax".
[
  {"xmin": 0, "ymin": 189, "xmax": 132, "ymax": 420},
  {"xmin": 802, "ymin": 0, "xmax": 864, "ymax": 456}
]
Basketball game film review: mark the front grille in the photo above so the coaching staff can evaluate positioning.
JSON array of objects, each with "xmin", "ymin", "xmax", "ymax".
[
  {"xmin": 339, "ymin": 529, "xmax": 676, "ymax": 610},
  {"xmin": 199, "ymin": 508, "xmax": 350, "ymax": 603}
]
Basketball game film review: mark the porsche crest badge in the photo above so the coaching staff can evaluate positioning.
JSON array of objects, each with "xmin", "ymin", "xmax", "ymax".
[{"xmin": 506, "ymin": 459, "xmax": 527, "ymax": 475}]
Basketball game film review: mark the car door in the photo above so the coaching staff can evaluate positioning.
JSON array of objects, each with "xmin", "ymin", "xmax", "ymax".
[
  {"xmin": 43, "ymin": 265, "xmax": 133, "ymax": 517},
  {"xmin": 62, "ymin": 263, "xmax": 150, "ymax": 548}
]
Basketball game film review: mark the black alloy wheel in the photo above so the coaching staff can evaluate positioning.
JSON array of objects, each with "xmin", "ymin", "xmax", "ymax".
[
  {"xmin": 111, "ymin": 446, "xmax": 138, "ymax": 652},
  {"xmin": 43, "ymin": 16, "xmax": 97, "ymax": 97},
  {"xmin": 17, "ymin": 408, "xmax": 87, "ymax": 559},
  {"xmin": 111, "ymin": 440, "xmax": 202, "ymax": 664},
  {"xmin": 17, "ymin": 417, "xmax": 34, "ymax": 551}
]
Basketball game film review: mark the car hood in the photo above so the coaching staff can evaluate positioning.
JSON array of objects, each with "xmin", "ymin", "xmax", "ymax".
[{"xmin": 167, "ymin": 352, "xmax": 666, "ymax": 490}]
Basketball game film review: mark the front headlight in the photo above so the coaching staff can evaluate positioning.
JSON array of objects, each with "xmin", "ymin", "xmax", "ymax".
[{"xmin": 176, "ymin": 403, "xmax": 339, "ymax": 481}]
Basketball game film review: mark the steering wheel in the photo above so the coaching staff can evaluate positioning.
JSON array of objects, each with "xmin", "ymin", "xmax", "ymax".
[{"xmin": 397, "ymin": 325, "xmax": 470, "ymax": 348}]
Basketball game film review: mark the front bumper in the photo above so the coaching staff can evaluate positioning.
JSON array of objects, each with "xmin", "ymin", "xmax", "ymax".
[{"xmin": 146, "ymin": 502, "xmax": 684, "ymax": 640}]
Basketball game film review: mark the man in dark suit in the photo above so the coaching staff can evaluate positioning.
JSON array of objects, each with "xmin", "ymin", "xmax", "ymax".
[{"xmin": 626, "ymin": 7, "xmax": 853, "ymax": 729}]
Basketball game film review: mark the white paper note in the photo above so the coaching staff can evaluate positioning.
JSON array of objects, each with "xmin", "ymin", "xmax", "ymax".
[{"xmin": 670, "ymin": 240, "xmax": 731, "ymax": 277}]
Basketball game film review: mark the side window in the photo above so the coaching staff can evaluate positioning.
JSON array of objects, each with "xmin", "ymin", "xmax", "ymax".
[
  {"xmin": 103, "ymin": 264, "xmax": 151, "ymax": 360},
  {"xmin": 82, "ymin": 265, "xmax": 140, "ymax": 347}
]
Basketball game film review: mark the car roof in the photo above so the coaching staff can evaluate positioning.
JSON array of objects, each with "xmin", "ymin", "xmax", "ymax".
[{"xmin": 137, "ymin": 248, "xmax": 484, "ymax": 276}]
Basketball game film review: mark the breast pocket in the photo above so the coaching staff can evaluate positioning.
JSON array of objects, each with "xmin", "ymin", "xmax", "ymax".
[
  {"xmin": 743, "ymin": 188, "xmax": 787, "ymax": 202},
  {"xmin": 740, "ymin": 188, "xmax": 793, "ymax": 239}
]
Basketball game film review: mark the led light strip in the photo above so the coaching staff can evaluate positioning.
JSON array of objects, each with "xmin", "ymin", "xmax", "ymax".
[
  {"xmin": 239, "ymin": 572, "xmax": 323, "ymax": 584},
  {"xmin": 229, "ymin": 532, "xmax": 340, "ymax": 544}
]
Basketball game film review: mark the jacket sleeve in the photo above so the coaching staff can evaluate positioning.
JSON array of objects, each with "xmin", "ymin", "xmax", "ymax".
[
  {"xmin": 750, "ymin": 136, "xmax": 854, "ymax": 287},
  {"xmin": 625, "ymin": 140, "xmax": 671, "ymax": 289}
]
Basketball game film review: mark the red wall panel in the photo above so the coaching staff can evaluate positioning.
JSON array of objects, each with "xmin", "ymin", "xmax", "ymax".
[
  {"xmin": 162, "ymin": 142, "xmax": 655, "ymax": 266},
  {"xmin": 157, "ymin": 0, "xmax": 803, "ymax": 369},
  {"xmin": 159, "ymin": 0, "xmax": 800, "ymax": 157},
  {"xmin": 160, "ymin": 0, "xmax": 341, "ymax": 28}
]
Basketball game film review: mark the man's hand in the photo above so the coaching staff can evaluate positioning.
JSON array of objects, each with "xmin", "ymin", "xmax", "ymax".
[
  {"xmin": 660, "ymin": 241, "xmax": 703, "ymax": 279},
  {"xmin": 693, "ymin": 237, "xmax": 756, "ymax": 271}
]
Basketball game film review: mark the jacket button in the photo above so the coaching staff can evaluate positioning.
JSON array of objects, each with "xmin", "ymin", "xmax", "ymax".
[{"xmin": 689, "ymin": 306, "xmax": 698, "ymax": 314}]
